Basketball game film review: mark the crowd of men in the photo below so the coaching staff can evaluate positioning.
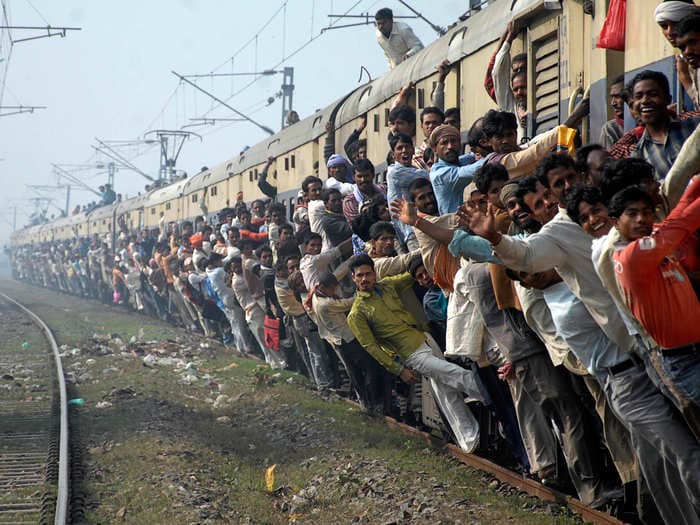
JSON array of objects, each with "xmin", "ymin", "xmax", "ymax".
[{"xmin": 8, "ymin": 3, "xmax": 700, "ymax": 523}]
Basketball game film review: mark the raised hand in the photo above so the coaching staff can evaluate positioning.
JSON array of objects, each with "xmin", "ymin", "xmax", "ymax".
[
  {"xmin": 389, "ymin": 197, "xmax": 417, "ymax": 226},
  {"xmin": 437, "ymin": 60, "xmax": 451, "ymax": 82},
  {"xmin": 469, "ymin": 203, "xmax": 500, "ymax": 244},
  {"xmin": 456, "ymin": 204, "xmax": 472, "ymax": 230}
]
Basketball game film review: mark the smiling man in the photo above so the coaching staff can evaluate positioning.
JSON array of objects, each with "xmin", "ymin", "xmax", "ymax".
[
  {"xmin": 629, "ymin": 70, "xmax": 700, "ymax": 179},
  {"xmin": 342, "ymin": 159, "xmax": 385, "ymax": 223}
]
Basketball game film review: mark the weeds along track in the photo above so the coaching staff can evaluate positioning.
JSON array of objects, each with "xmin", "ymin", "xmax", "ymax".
[{"xmin": 0, "ymin": 293, "xmax": 69, "ymax": 525}]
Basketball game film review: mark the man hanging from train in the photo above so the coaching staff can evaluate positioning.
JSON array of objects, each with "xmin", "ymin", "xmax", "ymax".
[{"xmin": 375, "ymin": 7, "xmax": 424, "ymax": 70}]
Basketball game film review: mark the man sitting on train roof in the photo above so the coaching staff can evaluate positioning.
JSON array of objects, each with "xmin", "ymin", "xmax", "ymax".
[
  {"xmin": 375, "ymin": 7, "xmax": 424, "ymax": 70},
  {"xmin": 628, "ymin": 69, "xmax": 700, "ymax": 180}
]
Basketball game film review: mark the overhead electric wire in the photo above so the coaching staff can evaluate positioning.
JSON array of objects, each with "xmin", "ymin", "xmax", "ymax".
[{"xmin": 198, "ymin": 0, "xmax": 364, "ymax": 120}]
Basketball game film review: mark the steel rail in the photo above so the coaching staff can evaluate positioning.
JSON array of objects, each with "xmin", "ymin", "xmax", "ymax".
[
  {"xmin": 382, "ymin": 416, "xmax": 626, "ymax": 525},
  {"xmin": 0, "ymin": 292, "xmax": 69, "ymax": 525}
]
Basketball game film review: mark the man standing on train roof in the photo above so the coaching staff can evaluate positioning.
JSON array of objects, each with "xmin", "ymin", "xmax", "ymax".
[{"xmin": 375, "ymin": 7, "xmax": 424, "ymax": 70}]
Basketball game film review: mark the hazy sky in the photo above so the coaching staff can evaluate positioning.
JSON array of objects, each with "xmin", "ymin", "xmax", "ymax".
[{"xmin": 0, "ymin": 0, "xmax": 466, "ymax": 244}]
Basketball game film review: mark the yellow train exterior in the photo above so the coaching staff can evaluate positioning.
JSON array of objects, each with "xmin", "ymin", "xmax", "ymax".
[{"xmin": 10, "ymin": 0, "xmax": 679, "ymax": 248}]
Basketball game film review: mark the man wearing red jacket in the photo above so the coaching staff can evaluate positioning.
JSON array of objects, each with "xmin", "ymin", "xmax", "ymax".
[{"xmin": 610, "ymin": 177, "xmax": 700, "ymax": 415}]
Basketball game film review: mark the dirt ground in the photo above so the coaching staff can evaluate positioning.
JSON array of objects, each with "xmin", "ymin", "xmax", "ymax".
[{"xmin": 0, "ymin": 280, "xmax": 582, "ymax": 525}]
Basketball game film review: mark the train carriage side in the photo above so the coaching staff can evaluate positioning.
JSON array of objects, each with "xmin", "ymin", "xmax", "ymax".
[
  {"xmin": 183, "ymin": 162, "xmax": 230, "ymax": 222},
  {"xmin": 143, "ymin": 181, "xmax": 187, "ymax": 229},
  {"xmin": 115, "ymin": 193, "xmax": 150, "ymax": 234},
  {"xmin": 87, "ymin": 205, "xmax": 116, "ymax": 238}
]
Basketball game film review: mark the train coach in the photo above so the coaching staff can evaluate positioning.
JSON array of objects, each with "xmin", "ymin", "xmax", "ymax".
[{"xmin": 10, "ymin": 0, "xmax": 683, "ymax": 247}]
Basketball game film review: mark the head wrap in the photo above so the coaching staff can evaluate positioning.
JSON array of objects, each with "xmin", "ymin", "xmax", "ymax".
[
  {"xmin": 464, "ymin": 182, "xmax": 479, "ymax": 204},
  {"xmin": 326, "ymin": 154, "xmax": 354, "ymax": 183},
  {"xmin": 429, "ymin": 124, "xmax": 460, "ymax": 148},
  {"xmin": 654, "ymin": 1, "xmax": 699, "ymax": 23},
  {"xmin": 500, "ymin": 183, "xmax": 519, "ymax": 207}
]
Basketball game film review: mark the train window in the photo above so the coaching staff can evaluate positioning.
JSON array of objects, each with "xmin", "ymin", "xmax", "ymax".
[
  {"xmin": 373, "ymin": 113, "xmax": 380, "ymax": 132},
  {"xmin": 273, "ymin": 169, "xmax": 278, "ymax": 179},
  {"xmin": 249, "ymin": 171, "xmax": 253, "ymax": 182},
  {"xmin": 532, "ymin": 32, "xmax": 559, "ymax": 135},
  {"xmin": 211, "ymin": 186, "xmax": 217, "ymax": 196},
  {"xmin": 192, "ymin": 194, "xmax": 198, "ymax": 203},
  {"xmin": 384, "ymin": 108, "xmax": 390, "ymax": 127},
  {"xmin": 291, "ymin": 154, "xmax": 295, "ymax": 169},
  {"xmin": 417, "ymin": 88, "xmax": 425, "ymax": 109},
  {"xmin": 284, "ymin": 157, "xmax": 289, "ymax": 171},
  {"xmin": 150, "ymin": 208, "xmax": 155, "ymax": 215},
  {"xmin": 254, "ymin": 168, "xmax": 259, "ymax": 180},
  {"xmin": 166, "ymin": 202, "xmax": 171, "ymax": 210}
]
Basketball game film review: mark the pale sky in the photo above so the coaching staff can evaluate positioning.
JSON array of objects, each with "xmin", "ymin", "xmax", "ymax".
[{"xmin": 0, "ymin": 0, "xmax": 466, "ymax": 245}]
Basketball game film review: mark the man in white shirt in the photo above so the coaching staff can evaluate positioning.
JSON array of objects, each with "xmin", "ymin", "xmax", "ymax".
[{"xmin": 375, "ymin": 8, "xmax": 424, "ymax": 70}]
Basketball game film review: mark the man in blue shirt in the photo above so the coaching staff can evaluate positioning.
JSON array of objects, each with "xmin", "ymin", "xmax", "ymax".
[{"xmin": 429, "ymin": 124, "xmax": 484, "ymax": 215}]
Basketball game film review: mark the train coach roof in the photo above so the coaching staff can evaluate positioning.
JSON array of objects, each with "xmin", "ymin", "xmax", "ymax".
[
  {"xmin": 144, "ymin": 179, "xmax": 188, "ymax": 207},
  {"xmin": 115, "ymin": 192, "xmax": 151, "ymax": 216},
  {"xmin": 87, "ymin": 203, "xmax": 117, "ymax": 221},
  {"xmin": 183, "ymin": 160, "xmax": 230, "ymax": 195},
  {"xmin": 336, "ymin": 0, "xmax": 547, "ymax": 116}
]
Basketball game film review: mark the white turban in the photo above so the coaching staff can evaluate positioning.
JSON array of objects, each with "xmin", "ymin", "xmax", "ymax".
[{"xmin": 654, "ymin": 1, "xmax": 700, "ymax": 23}]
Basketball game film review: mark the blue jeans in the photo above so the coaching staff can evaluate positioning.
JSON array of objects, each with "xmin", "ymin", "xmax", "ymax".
[{"xmin": 658, "ymin": 351, "xmax": 700, "ymax": 409}]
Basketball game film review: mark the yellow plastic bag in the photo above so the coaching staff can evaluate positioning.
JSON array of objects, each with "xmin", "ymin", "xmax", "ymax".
[
  {"xmin": 557, "ymin": 126, "xmax": 577, "ymax": 155},
  {"xmin": 265, "ymin": 464, "xmax": 276, "ymax": 491}
]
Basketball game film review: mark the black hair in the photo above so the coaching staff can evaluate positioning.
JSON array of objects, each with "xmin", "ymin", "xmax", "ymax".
[
  {"xmin": 208, "ymin": 252, "xmax": 223, "ymax": 265},
  {"xmin": 354, "ymin": 158, "xmax": 375, "ymax": 174},
  {"xmin": 407, "ymin": 177, "xmax": 432, "ymax": 202},
  {"xmin": 514, "ymin": 176, "xmax": 540, "ymax": 212},
  {"xmin": 466, "ymin": 117, "xmax": 486, "ymax": 149},
  {"xmin": 229, "ymin": 255, "xmax": 242, "ymax": 266},
  {"xmin": 473, "ymin": 163, "xmax": 509, "ymax": 195},
  {"xmin": 237, "ymin": 208, "xmax": 251, "ymax": 218},
  {"xmin": 678, "ymin": 13, "xmax": 700, "ymax": 36},
  {"xmin": 279, "ymin": 222, "xmax": 293, "ymax": 233},
  {"xmin": 181, "ymin": 220, "xmax": 193, "ymax": 230},
  {"xmin": 607, "ymin": 186, "xmax": 655, "ymax": 218},
  {"xmin": 389, "ymin": 104, "xmax": 416, "ymax": 125},
  {"xmin": 407, "ymin": 254, "xmax": 425, "ymax": 278},
  {"xmin": 482, "ymin": 110, "xmax": 518, "ymax": 139},
  {"xmin": 574, "ymin": 144, "xmax": 605, "ymax": 174},
  {"xmin": 303, "ymin": 232, "xmax": 322, "ymax": 245},
  {"xmin": 512, "ymin": 52, "xmax": 527, "ymax": 65},
  {"xmin": 301, "ymin": 175, "xmax": 323, "ymax": 192},
  {"xmin": 504, "ymin": 267, "xmax": 521, "ymax": 283},
  {"xmin": 269, "ymin": 202, "xmax": 286, "ymax": 216},
  {"xmin": 389, "ymin": 132, "xmax": 414, "ymax": 151},
  {"xmin": 375, "ymin": 7, "xmax": 393, "ymax": 20},
  {"xmin": 423, "ymin": 147, "xmax": 434, "ymax": 165},
  {"xmin": 611, "ymin": 74, "xmax": 625, "ymax": 87},
  {"xmin": 420, "ymin": 106, "xmax": 445, "ymax": 123},
  {"xmin": 369, "ymin": 221, "xmax": 396, "ymax": 241},
  {"xmin": 322, "ymin": 188, "xmax": 341, "ymax": 204},
  {"xmin": 350, "ymin": 254, "xmax": 375, "ymax": 274},
  {"xmin": 564, "ymin": 185, "xmax": 605, "ymax": 225},
  {"xmin": 274, "ymin": 259, "xmax": 288, "ymax": 274},
  {"xmin": 255, "ymin": 245, "xmax": 272, "ymax": 259},
  {"xmin": 201, "ymin": 224, "xmax": 213, "ymax": 236},
  {"xmin": 284, "ymin": 254, "xmax": 300, "ymax": 264},
  {"xmin": 627, "ymin": 70, "xmax": 671, "ymax": 100},
  {"xmin": 600, "ymin": 158, "xmax": 655, "ymax": 203},
  {"xmin": 444, "ymin": 107, "xmax": 460, "ymax": 121},
  {"xmin": 535, "ymin": 153, "xmax": 576, "ymax": 189}
]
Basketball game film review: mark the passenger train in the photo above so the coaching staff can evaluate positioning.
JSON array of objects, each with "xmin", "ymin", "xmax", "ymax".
[{"xmin": 10, "ymin": 0, "xmax": 680, "ymax": 248}]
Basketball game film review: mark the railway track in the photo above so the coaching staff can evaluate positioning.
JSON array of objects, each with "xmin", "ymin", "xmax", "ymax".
[{"xmin": 0, "ymin": 293, "xmax": 69, "ymax": 525}]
